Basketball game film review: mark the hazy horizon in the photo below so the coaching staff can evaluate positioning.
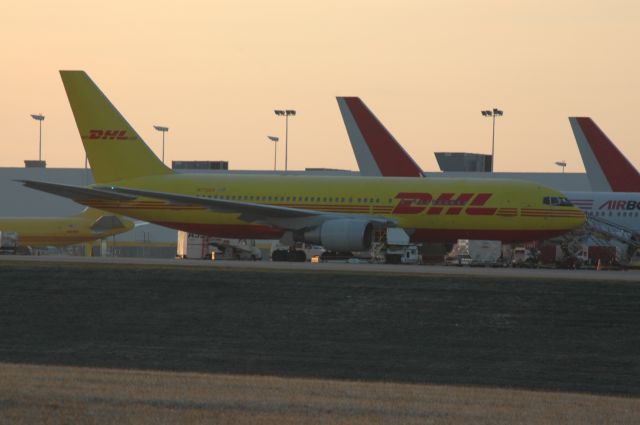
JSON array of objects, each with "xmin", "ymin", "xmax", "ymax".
[{"xmin": 3, "ymin": 0, "xmax": 639, "ymax": 173}]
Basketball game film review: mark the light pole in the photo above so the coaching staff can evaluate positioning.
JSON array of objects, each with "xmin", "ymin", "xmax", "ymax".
[
  {"xmin": 274, "ymin": 109, "xmax": 296, "ymax": 172},
  {"xmin": 555, "ymin": 160, "xmax": 567, "ymax": 173},
  {"xmin": 481, "ymin": 108, "xmax": 503, "ymax": 172},
  {"xmin": 30, "ymin": 114, "xmax": 45, "ymax": 162},
  {"xmin": 267, "ymin": 135, "xmax": 279, "ymax": 171},
  {"xmin": 153, "ymin": 125, "xmax": 169, "ymax": 163}
]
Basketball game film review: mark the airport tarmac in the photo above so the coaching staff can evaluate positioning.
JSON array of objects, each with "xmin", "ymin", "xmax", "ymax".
[{"xmin": 1, "ymin": 254, "xmax": 638, "ymax": 282}]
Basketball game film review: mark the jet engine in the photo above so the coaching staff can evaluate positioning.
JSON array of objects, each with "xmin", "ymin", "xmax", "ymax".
[{"xmin": 301, "ymin": 219, "xmax": 373, "ymax": 252}]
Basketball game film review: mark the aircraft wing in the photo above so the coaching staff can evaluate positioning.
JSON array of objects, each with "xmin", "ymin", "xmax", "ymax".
[
  {"xmin": 105, "ymin": 186, "xmax": 397, "ymax": 229},
  {"xmin": 106, "ymin": 186, "xmax": 328, "ymax": 219},
  {"xmin": 17, "ymin": 180, "xmax": 136, "ymax": 201},
  {"xmin": 19, "ymin": 180, "xmax": 396, "ymax": 230}
]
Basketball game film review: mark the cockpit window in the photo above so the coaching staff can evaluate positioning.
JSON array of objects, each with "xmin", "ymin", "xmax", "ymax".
[{"xmin": 543, "ymin": 196, "xmax": 573, "ymax": 207}]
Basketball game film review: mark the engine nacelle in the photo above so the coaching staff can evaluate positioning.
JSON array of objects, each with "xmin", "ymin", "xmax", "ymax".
[{"xmin": 302, "ymin": 219, "xmax": 373, "ymax": 252}]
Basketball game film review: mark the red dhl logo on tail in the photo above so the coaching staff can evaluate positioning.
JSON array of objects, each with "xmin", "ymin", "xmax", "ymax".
[
  {"xmin": 392, "ymin": 192, "xmax": 497, "ymax": 215},
  {"xmin": 88, "ymin": 130, "xmax": 129, "ymax": 140}
]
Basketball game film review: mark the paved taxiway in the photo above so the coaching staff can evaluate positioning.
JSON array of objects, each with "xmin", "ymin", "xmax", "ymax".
[{"xmin": 1, "ymin": 254, "xmax": 638, "ymax": 282}]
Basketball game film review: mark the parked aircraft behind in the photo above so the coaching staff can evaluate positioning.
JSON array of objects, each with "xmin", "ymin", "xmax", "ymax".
[
  {"xmin": 336, "ymin": 97, "xmax": 423, "ymax": 177},
  {"xmin": 337, "ymin": 97, "xmax": 640, "ymax": 232},
  {"xmin": 565, "ymin": 194, "xmax": 640, "ymax": 231},
  {"xmin": 0, "ymin": 207, "xmax": 134, "ymax": 247},
  {"xmin": 569, "ymin": 117, "xmax": 640, "ymax": 192},
  {"xmin": 19, "ymin": 72, "xmax": 584, "ymax": 248}
]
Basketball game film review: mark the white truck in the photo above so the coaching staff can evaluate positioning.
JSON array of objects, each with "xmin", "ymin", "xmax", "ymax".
[
  {"xmin": 271, "ymin": 242, "xmax": 325, "ymax": 262},
  {"xmin": 382, "ymin": 228, "xmax": 421, "ymax": 264},
  {"xmin": 0, "ymin": 231, "xmax": 18, "ymax": 255},
  {"xmin": 510, "ymin": 246, "xmax": 540, "ymax": 267},
  {"xmin": 210, "ymin": 238, "xmax": 262, "ymax": 261},
  {"xmin": 176, "ymin": 232, "xmax": 262, "ymax": 260},
  {"xmin": 446, "ymin": 240, "xmax": 502, "ymax": 266}
]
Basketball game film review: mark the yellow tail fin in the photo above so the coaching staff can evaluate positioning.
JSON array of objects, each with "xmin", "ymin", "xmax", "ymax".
[{"xmin": 60, "ymin": 71, "xmax": 173, "ymax": 184}]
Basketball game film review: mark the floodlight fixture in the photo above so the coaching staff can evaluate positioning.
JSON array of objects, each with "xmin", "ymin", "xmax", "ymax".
[
  {"xmin": 555, "ymin": 160, "xmax": 567, "ymax": 173},
  {"xmin": 154, "ymin": 125, "xmax": 169, "ymax": 163},
  {"xmin": 30, "ymin": 113, "xmax": 45, "ymax": 161},
  {"xmin": 274, "ymin": 109, "xmax": 296, "ymax": 171},
  {"xmin": 481, "ymin": 107, "xmax": 504, "ymax": 172},
  {"xmin": 267, "ymin": 135, "xmax": 279, "ymax": 170}
]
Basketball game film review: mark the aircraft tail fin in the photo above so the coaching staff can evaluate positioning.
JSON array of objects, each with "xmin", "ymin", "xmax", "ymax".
[
  {"xmin": 569, "ymin": 117, "xmax": 640, "ymax": 192},
  {"xmin": 60, "ymin": 71, "xmax": 173, "ymax": 184},
  {"xmin": 336, "ymin": 97, "xmax": 423, "ymax": 177}
]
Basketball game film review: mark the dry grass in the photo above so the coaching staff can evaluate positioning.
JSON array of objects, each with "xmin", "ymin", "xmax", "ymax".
[{"xmin": 1, "ymin": 362, "xmax": 638, "ymax": 425}]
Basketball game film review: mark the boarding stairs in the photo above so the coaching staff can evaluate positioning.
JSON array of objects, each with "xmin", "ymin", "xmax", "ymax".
[
  {"xmin": 557, "ymin": 215, "xmax": 640, "ymax": 264},
  {"xmin": 584, "ymin": 216, "xmax": 640, "ymax": 249}
]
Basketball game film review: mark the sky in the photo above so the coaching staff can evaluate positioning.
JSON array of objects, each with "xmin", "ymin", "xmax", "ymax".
[{"xmin": 2, "ymin": 0, "xmax": 639, "ymax": 173}]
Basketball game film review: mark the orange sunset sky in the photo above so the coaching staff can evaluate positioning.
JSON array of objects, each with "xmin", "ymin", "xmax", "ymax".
[{"xmin": 2, "ymin": 0, "xmax": 639, "ymax": 173}]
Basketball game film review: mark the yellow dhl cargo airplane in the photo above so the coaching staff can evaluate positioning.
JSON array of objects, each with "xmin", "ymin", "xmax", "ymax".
[
  {"xmin": 0, "ymin": 207, "xmax": 134, "ymax": 247},
  {"xmin": 19, "ymin": 71, "xmax": 585, "ymax": 250}
]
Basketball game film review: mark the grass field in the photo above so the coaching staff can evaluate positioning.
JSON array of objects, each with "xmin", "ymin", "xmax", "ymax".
[
  {"xmin": 0, "ymin": 261, "xmax": 639, "ymax": 422},
  {"xmin": 2, "ymin": 363, "xmax": 639, "ymax": 425}
]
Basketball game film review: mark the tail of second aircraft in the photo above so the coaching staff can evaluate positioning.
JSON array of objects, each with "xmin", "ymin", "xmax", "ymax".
[
  {"xmin": 60, "ymin": 71, "xmax": 173, "ymax": 184},
  {"xmin": 569, "ymin": 117, "xmax": 640, "ymax": 192},
  {"xmin": 75, "ymin": 207, "xmax": 107, "ymax": 220},
  {"xmin": 76, "ymin": 207, "xmax": 134, "ymax": 232},
  {"xmin": 336, "ymin": 97, "xmax": 423, "ymax": 177}
]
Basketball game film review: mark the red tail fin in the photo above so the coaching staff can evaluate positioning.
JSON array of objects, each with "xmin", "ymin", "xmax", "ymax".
[
  {"xmin": 569, "ymin": 117, "xmax": 640, "ymax": 192},
  {"xmin": 337, "ymin": 97, "xmax": 423, "ymax": 177}
]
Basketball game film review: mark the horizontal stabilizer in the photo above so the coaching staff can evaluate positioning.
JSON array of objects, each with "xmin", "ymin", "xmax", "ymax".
[{"xmin": 90, "ymin": 215, "xmax": 128, "ymax": 232}]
